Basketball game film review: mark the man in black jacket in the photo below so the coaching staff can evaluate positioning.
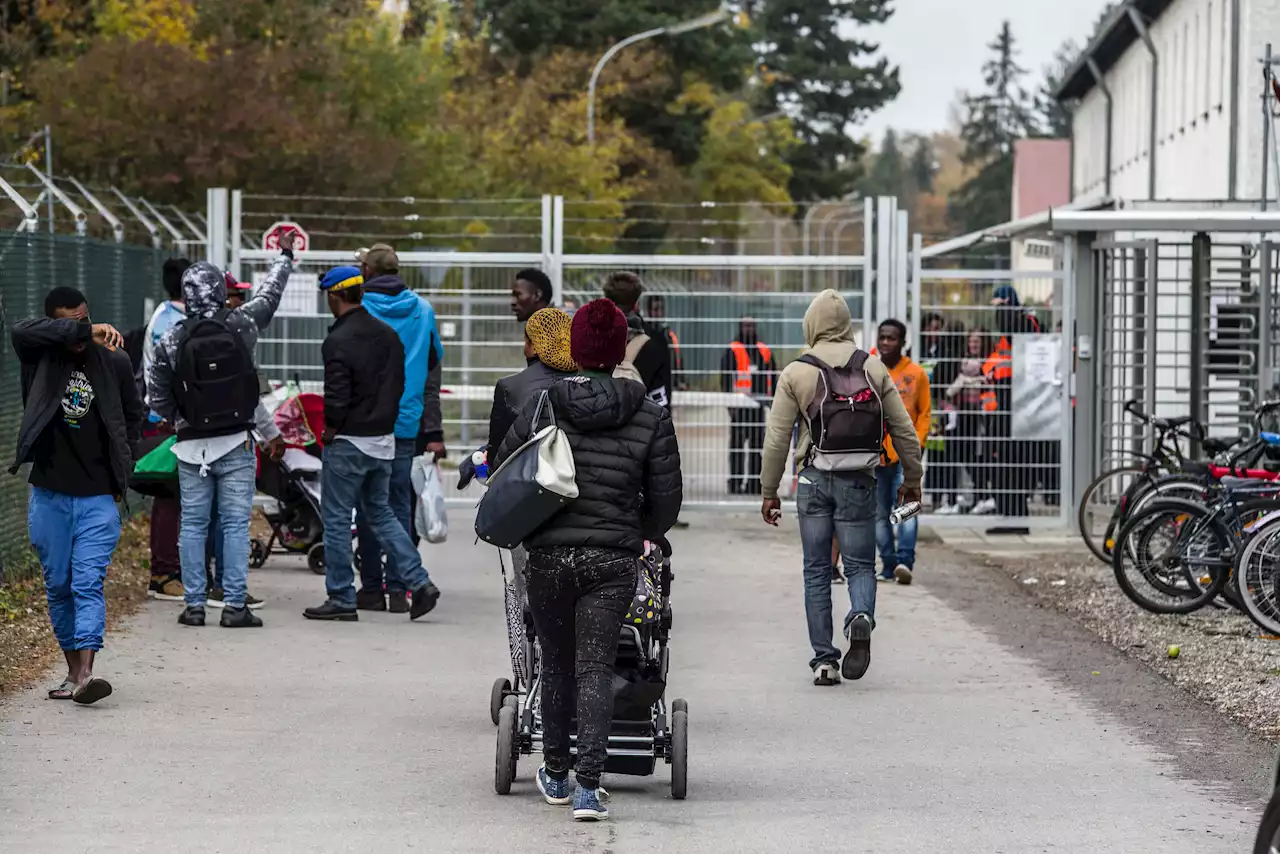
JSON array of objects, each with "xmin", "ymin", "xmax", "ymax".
[
  {"xmin": 492, "ymin": 299, "xmax": 681, "ymax": 819},
  {"xmin": 11, "ymin": 287, "xmax": 143, "ymax": 705},
  {"xmin": 304, "ymin": 267, "xmax": 441, "ymax": 623}
]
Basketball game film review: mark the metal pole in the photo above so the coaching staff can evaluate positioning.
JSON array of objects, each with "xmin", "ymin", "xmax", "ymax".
[
  {"xmin": 230, "ymin": 190, "xmax": 243, "ymax": 280},
  {"xmin": 551, "ymin": 195, "xmax": 565, "ymax": 304},
  {"xmin": 43, "ymin": 125, "xmax": 54, "ymax": 234},
  {"xmin": 1190, "ymin": 232, "xmax": 1210, "ymax": 454},
  {"xmin": 1264, "ymin": 44, "xmax": 1273, "ymax": 211},
  {"xmin": 588, "ymin": 28, "xmax": 666, "ymax": 145},
  {"xmin": 910, "ymin": 233, "xmax": 923, "ymax": 357},
  {"xmin": 1229, "ymin": 0, "xmax": 1243, "ymax": 199},
  {"xmin": 1262, "ymin": 241, "xmax": 1274, "ymax": 399},
  {"xmin": 1072, "ymin": 232, "xmax": 1098, "ymax": 499},
  {"xmin": 66, "ymin": 177, "xmax": 124, "ymax": 242},
  {"xmin": 1127, "ymin": 5, "xmax": 1159, "ymax": 199},
  {"xmin": 461, "ymin": 265, "xmax": 472, "ymax": 447},
  {"xmin": 1059, "ymin": 234, "xmax": 1077, "ymax": 525}
]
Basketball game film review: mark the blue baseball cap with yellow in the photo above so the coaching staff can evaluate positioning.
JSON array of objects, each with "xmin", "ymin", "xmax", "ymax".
[{"xmin": 320, "ymin": 266, "xmax": 363, "ymax": 292}]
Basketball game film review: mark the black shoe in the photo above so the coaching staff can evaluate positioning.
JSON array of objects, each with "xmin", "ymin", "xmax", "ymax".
[
  {"xmin": 220, "ymin": 606, "xmax": 263, "ymax": 628},
  {"xmin": 178, "ymin": 606, "xmax": 206, "ymax": 627},
  {"xmin": 356, "ymin": 588, "xmax": 387, "ymax": 611},
  {"xmin": 842, "ymin": 614, "xmax": 872, "ymax": 681},
  {"xmin": 672, "ymin": 519, "xmax": 690, "ymax": 530},
  {"xmin": 303, "ymin": 602, "xmax": 359, "ymax": 621},
  {"xmin": 831, "ymin": 564, "xmax": 845, "ymax": 584},
  {"xmin": 409, "ymin": 583, "xmax": 440, "ymax": 620},
  {"xmin": 387, "ymin": 592, "xmax": 409, "ymax": 614}
]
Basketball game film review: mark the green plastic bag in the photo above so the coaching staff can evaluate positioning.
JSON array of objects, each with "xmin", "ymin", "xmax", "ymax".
[{"xmin": 133, "ymin": 435, "xmax": 177, "ymax": 479}]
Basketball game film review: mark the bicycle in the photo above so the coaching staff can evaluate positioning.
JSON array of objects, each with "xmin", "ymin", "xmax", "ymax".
[
  {"xmin": 1109, "ymin": 430, "xmax": 1280, "ymax": 615},
  {"xmin": 1077, "ymin": 399, "xmax": 1229, "ymax": 564}
]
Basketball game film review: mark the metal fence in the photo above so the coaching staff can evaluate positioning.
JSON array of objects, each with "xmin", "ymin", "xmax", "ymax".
[
  {"xmin": 241, "ymin": 248, "xmax": 869, "ymax": 505},
  {"xmin": 0, "ymin": 232, "xmax": 164, "ymax": 579}
]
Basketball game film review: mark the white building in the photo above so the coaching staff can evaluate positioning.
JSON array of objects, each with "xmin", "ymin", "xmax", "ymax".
[{"xmin": 1056, "ymin": 0, "xmax": 1279, "ymax": 204}]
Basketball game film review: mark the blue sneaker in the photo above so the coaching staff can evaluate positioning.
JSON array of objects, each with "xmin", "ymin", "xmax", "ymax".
[
  {"xmin": 572, "ymin": 786, "xmax": 609, "ymax": 821},
  {"xmin": 536, "ymin": 765, "xmax": 572, "ymax": 805}
]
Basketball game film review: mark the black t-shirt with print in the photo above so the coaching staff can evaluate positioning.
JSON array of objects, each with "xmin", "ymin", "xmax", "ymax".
[{"xmin": 28, "ymin": 359, "xmax": 116, "ymax": 497}]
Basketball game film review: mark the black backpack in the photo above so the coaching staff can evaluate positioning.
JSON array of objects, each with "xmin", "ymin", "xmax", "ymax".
[
  {"xmin": 174, "ymin": 310, "xmax": 259, "ymax": 435},
  {"xmin": 797, "ymin": 351, "xmax": 885, "ymax": 471}
]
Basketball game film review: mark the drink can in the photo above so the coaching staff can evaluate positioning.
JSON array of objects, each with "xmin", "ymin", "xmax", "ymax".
[{"xmin": 890, "ymin": 501, "xmax": 921, "ymax": 525}]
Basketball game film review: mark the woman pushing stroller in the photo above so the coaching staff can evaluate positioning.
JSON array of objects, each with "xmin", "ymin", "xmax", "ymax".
[{"xmin": 491, "ymin": 299, "xmax": 683, "ymax": 821}]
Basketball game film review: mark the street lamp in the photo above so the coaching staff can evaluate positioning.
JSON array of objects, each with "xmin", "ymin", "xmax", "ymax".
[{"xmin": 587, "ymin": 10, "xmax": 730, "ymax": 145}]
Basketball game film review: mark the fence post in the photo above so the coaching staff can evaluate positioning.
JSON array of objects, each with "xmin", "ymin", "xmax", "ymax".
[
  {"xmin": 230, "ymin": 190, "xmax": 244, "ymax": 280},
  {"xmin": 909, "ymin": 233, "xmax": 923, "ymax": 356},
  {"xmin": 1189, "ymin": 232, "xmax": 1210, "ymax": 455},
  {"xmin": 461, "ymin": 264, "xmax": 473, "ymax": 447},
  {"xmin": 206, "ymin": 188, "xmax": 229, "ymax": 269},
  {"xmin": 1071, "ymin": 231, "xmax": 1097, "ymax": 508},
  {"xmin": 551, "ymin": 195, "xmax": 565, "ymax": 304},
  {"xmin": 1059, "ymin": 235, "xmax": 1076, "ymax": 527},
  {"xmin": 861, "ymin": 197, "xmax": 875, "ymax": 349}
]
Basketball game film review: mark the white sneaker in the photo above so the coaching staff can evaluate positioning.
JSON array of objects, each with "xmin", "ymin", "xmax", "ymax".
[
  {"xmin": 894, "ymin": 564, "xmax": 914, "ymax": 585},
  {"xmin": 972, "ymin": 497, "xmax": 998, "ymax": 516},
  {"xmin": 955, "ymin": 495, "xmax": 974, "ymax": 511},
  {"xmin": 812, "ymin": 662, "xmax": 841, "ymax": 686},
  {"xmin": 936, "ymin": 502, "xmax": 960, "ymax": 516}
]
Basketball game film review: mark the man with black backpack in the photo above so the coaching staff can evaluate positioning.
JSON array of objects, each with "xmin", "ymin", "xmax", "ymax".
[
  {"xmin": 147, "ymin": 233, "xmax": 296, "ymax": 628},
  {"xmin": 758, "ymin": 290, "xmax": 923, "ymax": 687}
]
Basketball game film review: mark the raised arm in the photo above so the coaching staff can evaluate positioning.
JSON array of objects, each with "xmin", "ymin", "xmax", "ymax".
[
  {"xmin": 11, "ymin": 318, "xmax": 91, "ymax": 362},
  {"xmin": 237, "ymin": 239, "xmax": 296, "ymax": 331}
]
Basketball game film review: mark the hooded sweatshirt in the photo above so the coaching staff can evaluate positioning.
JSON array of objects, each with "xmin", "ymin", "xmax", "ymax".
[
  {"xmin": 491, "ymin": 373, "xmax": 682, "ymax": 554},
  {"xmin": 362, "ymin": 273, "xmax": 445, "ymax": 441},
  {"xmin": 147, "ymin": 257, "xmax": 289, "ymax": 465},
  {"xmin": 760, "ymin": 290, "xmax": 923, "ymax": 500}
]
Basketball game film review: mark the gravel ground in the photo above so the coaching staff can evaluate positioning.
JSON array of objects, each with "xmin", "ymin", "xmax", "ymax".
[{"xmin": 983, "ymin": 546, "xmax": 1280, "ymax": 743}]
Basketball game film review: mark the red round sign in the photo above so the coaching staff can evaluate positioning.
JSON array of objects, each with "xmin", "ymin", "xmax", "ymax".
[{"xmin": 262, "ymin": 221, "xmax": 309, "ymax": 252}]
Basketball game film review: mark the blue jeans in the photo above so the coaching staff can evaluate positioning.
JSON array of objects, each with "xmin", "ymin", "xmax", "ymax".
[
  {"xmin": 207, "ymin": 491, "xmax": 224, "ymax": 589},
  {"xmin": 356, "ymin": 438, "xmax": 418, "ymax": 594},
  {"xmin": 178, "ymin": 443, "xmax": 256, "ymax": 609},
  {"xmin": 795, "ymin": 467, "xmax": 877, "ymax": 669},
  {"xmin": 875, "ymin": 462, "xmax": 918, "ymax": 574},
  {"xmin": 28, "ymin": 489, "xmax": 120, "ymax": 651},
  {"xmin": 323, "ymin": 440, "xmax": 429, "ymax": 608}
]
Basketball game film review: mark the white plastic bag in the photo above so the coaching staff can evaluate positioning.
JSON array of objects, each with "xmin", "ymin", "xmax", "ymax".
[{"xmin": 411, "ymin": 456, "xmax": 449, "ymax": 544}]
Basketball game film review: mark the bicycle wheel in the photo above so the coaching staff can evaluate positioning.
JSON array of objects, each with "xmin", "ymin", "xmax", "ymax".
[
  {"xmin": 1234, "ymin": 515, "xmax": 1280, "ymax": 635},
  {"xmin": 1078, "ymin": 465, "xmax": 1145, "ymax": 563},
  {"xmin": 1111, "ymin": 499, "xmax": 1232, "ymax": 614}
]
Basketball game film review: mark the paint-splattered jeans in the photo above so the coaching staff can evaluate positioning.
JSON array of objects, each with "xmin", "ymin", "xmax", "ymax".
[{"xmin": 525, "ymin": 546, "xmax": 636, "ymax": 791}]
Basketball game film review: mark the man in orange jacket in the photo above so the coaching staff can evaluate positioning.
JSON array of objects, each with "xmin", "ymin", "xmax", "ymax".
[
  {"xmin": 722, "ymin": 318, "xmax": 777, "ymax": 495},
  {"xmin": 874, "ymin": 319, "xmax": 931, "ymax": 584}
]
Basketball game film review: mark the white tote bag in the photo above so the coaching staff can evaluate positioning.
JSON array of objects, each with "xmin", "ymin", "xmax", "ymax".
[{"xmin": 411, "ymin": 456, "xmax": 449, "ymax": 544}]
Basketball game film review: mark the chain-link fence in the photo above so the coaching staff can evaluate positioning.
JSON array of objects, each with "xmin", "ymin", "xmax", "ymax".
[{"xmin": 0, "ymin": 232, "xmax": 163, "ymax": 580}]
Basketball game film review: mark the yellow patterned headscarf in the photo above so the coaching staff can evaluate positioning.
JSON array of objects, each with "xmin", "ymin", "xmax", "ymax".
[{"xmin": 525, "ymin": 308, "xmax": 578, "ymax": 373}]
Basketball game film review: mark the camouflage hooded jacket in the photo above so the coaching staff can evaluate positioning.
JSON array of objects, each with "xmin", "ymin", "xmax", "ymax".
[{"xmin": 146, "ymin": 255, "xmax": 292, "ymax": 431}]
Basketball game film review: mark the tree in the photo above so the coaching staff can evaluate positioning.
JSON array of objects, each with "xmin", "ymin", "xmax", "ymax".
[
  {"xmin": 465, "ymin": 0, "xmax": 901, "ymax": 202},
  {"xmin": 949, "ymin": 21, "xmax": 1037, "ymax": 233},
  {"xmin": 1035, "ymin": 39, "xmax": 1078, "ymax": 138},
  {"xmin": 743, "ymin": 0, "xmax": 900, "ymax": 201},
  {"xmin": 909, "ymin": 135, "xmax": 936, "ymax": 195},
  {"xmin": 860, "ymin": 129, "xmax": 905, "ymax": 200}
]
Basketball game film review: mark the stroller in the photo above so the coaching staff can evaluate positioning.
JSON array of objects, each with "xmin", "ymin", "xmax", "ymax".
[
  {"xmin": 251, "ymin": 390, "xmax": 343, "ymax": 575},
  {"xmin": 490, "ymin": 543, "xmax": 688, "ymax": 800}
]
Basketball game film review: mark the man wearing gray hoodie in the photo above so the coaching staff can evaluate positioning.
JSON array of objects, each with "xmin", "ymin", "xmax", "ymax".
[
  {"xmin": 760, "ymin": 290, "xmax": 923, "ymax": 687},
  {"xmin": 148, "ymin": 234, "xmax": 295, "ymax": 627}
]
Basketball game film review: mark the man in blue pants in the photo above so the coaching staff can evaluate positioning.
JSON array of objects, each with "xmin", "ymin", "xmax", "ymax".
[
  {"xmin": 352, "ymin": 245, "xmax": 445, "ymax": 613},
  {"xmin": 11, "ymin": 287, "xmax": 143, "ymax": 704}
]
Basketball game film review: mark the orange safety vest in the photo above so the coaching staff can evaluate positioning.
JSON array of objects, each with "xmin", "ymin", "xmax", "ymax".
[
  {"xmin": 980, "ymin": 341, "xmax": 1013, "ymax": 412},
  {"xmin": 668, "ymin": 329, "xmax": 682, "ymax": 372},
  {"xmin": 730, "ymin": 341, "xmax": 773, "ymax": 394}
]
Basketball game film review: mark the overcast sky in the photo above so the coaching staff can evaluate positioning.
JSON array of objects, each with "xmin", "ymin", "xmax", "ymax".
[{"xmin": 848, "ymin": 0, "xmax": 1115, "ymax": 140}]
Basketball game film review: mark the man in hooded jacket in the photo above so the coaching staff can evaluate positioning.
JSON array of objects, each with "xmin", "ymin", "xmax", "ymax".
[
  {"xmin": 148, "ymin": 235, "xmax": 294, "ymax": 627},
  {"xmin": 981, "ymin": 285, "xmax": 1041, "ymax": 517},
  {"xmin": 759, "ymin": 290, "xmax": 923, "ymax": 688},
  {"xmin": 351, "ymin": 244, "xmax": 445, "ymax": 612}
]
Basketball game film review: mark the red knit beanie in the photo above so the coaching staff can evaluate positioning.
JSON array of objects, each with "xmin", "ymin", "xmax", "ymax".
[{"xmin": 570, "ymin": 299, "xmax": 628, "ymax": 371}]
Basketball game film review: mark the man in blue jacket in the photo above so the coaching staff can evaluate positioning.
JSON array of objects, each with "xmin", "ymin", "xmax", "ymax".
[{"xmin": 353, "ymin": 245, "xmax": 445, "ymax": 613}]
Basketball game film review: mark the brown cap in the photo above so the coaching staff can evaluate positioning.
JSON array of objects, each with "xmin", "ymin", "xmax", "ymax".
[{"xmin": 362, "ymin": 243, "xmax": 398, "ymax": 275}]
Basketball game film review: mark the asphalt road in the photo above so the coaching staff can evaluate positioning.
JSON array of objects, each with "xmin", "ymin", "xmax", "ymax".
[{"xmin": 0, "ymin": 511, "xmax": 1270, "ymax": 853}]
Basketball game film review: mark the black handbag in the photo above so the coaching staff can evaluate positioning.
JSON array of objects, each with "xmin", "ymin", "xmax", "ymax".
[{"xmin": 475, "ymin": 392, "xmax": 579, "ymax": 549}]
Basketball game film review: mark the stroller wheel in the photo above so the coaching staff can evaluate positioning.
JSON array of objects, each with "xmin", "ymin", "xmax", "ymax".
[
  {"xmin": 249, "ymin": 539, "xmax": 269, "ymax": 569},
  {"xmin": 671, "ymin": 698, "xmax": 688, "ymax": 715},
  {"xmin": 307, "ymin": 544, "xmax": 325, "ymax": 575},
  {"xmin": 490, "ymin": 677, "xmax": 512, "ymax": 726},
  {"xmin": 495, "ymin": 704, "xmax": 518, "ymax": 795},
  {"xmin": 670, "ymin": 705, "xmax": 688, "ymax": 800}
]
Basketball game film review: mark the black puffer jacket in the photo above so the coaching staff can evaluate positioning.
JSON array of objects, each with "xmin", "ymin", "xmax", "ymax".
[
  {"xmin": 486, "ymin": 358, "xmax": 576, "ymax": 457},
  {"xmin": 492, "ymin": 374, "xmax": 682, "ymax": 555}
]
